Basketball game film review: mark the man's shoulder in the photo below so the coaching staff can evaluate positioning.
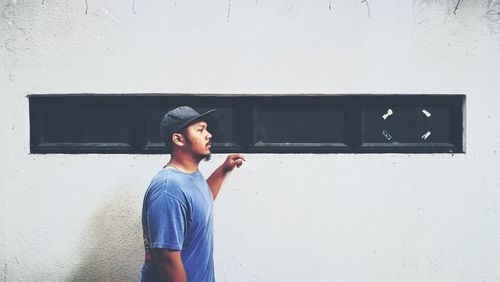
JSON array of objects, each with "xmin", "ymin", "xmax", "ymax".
[{"xmin": 146, "ymin": 169, "xmax": 189, "ymax": 201}]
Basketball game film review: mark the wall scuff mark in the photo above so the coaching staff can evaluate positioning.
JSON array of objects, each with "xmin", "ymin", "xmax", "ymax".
[
  {"xmin": 360, "ymin": 0, "xmax": 370, "ymax": 17},
  {"xmin": 132, "ymin": 0, "xmax": 136, "ymax": 14},
  {"xmin": 227, "ymin": 0, "xmax": 231, "ymax": 22},
  {"xmin": 485, "ymin": 9, "xmax": 500, "ymax": 21},
  {"xmin": 453, "ymin": 0, "xmax": 462, "ymax": 15},
  {"xmin": 85, "ymin": 0, "xmax": 88, "ymax": 15},
  {"xmin": 486, "ymin": 0, "xmax": 500, "ymax": 23},
  {"xmin": 2, "ymin": 1, "xmax": 26, "ymax": 52}
]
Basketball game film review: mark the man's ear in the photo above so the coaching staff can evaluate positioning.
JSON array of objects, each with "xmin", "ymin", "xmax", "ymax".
[{"xmin": 172, "ymin": 133, "xmax": 185, "ymax": 147}]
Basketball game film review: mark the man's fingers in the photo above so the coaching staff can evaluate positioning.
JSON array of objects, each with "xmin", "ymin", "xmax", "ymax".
[
  {"xmin": 226, "ymin": 154, "xmax": 245, "ymax": 169},
  {"xmin": 231, "ymin": 159, "xmax": 243, "ymax": 167}
]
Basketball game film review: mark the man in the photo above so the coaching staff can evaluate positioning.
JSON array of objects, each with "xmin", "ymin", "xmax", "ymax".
[{"xmin": 141, "ymin": 106, "xmax": 245, "ymax": 282}]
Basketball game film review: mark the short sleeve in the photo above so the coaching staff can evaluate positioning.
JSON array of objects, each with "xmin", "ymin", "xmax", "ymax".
[{"xmin": 147, "ymin": 193, "xmax": 187, "ymax": 250}]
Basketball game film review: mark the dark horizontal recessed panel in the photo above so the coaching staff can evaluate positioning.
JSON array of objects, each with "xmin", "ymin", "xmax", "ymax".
[
  {"xmin": 253, "ymin": 143, "xmax": 347, "ymax": 147},
  {"xmin": 29, "ymin": 94, "xmax": 465, "ymax": 154},
  {"xmin": 36, "ymin": 143, "xmax": 132, "ymax": 148},
  {"xmin": 253, "ymin": 105, "xmax": 344, "ymax": 146},
  {"xmin": 357, "ymin": 144, "xmax": 457, "ymax": 154},
  {"xmin": 32, "ymin": 100, "xmax": 131, "ymax": 145},
  {"xmin": 30, "ymin": 142, "xmax": 132, "ymax": 154}
]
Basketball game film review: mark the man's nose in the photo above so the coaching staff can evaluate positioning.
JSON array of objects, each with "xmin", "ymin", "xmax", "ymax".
[{"xmin": 206, "ymin": 131, "xmax": 212, "ymax": 139}]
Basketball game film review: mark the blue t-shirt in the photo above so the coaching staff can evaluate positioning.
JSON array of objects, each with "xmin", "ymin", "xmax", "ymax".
[{"xmin": 141, "ymin": 167, "xmax": 215, "ymax": 282}]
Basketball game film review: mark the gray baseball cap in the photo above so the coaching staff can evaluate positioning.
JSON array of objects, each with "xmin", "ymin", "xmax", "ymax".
[{"xmin": 160, "ymin": 106, "xmax": 215, "ymax": 142}]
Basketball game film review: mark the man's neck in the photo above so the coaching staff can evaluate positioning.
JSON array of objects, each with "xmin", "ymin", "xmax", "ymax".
[{"xmin": 167, "ymin": 153, "xmax": 200, "ymax": 173}]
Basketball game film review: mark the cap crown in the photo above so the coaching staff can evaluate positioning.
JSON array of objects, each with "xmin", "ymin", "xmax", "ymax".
[{"xmin": 160, "ymin": 106, "xmax": 215, "ymax": 142}]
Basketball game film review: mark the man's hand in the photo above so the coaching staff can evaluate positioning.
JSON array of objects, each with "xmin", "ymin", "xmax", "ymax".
[
  {"xmin": 222, "ymin": 154, "xmax": 246, "ymax": 173},
  {"xmin": 207, "ymin": 154, "xmax": 245, "ymax": 200}
]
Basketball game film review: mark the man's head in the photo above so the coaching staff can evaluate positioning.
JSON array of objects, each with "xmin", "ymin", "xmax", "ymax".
[{"xmin": 160, "ymin": 106, "xmax": 215, "ymax": 161}]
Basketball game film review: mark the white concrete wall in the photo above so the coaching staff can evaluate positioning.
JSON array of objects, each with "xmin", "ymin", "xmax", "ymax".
[{"xmin": 1, "ymin": 0, "xmax": 500, "ymax": 281}]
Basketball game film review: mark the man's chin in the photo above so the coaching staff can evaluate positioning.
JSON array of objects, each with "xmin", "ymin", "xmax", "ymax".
[{"xmin": 204, "ymin": 153, "xmax": 211, "ymax": 161}]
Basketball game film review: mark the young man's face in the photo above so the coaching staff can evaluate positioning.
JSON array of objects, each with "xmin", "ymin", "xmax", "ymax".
[{"xmin": 183, "ymin": 120, "xmax": 213, "ymax": 161}]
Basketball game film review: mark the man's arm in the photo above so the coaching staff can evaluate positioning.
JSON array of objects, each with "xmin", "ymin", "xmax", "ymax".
[
  {"xmin": 206, "ymin": 154, "xmax": 245, "ymax": 200},
  {"xmin": 151, "ymin": 249, "xmax": 187, "ymax": 282}
]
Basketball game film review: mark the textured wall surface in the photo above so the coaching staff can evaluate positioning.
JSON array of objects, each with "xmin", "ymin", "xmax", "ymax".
[{"xmin": 1, "ymin": 0, "xmax": 500, "ymax": 281}]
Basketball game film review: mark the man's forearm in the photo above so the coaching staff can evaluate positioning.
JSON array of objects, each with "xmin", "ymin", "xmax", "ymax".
[{"xmin": 206, "ymin": 165, "xmax": 228, "ymax": 200}]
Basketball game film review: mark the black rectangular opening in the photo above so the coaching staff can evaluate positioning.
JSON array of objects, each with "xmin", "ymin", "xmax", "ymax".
[{"xmin": 29, "ymin": 94, "xmax": 465, "ymax": 154}]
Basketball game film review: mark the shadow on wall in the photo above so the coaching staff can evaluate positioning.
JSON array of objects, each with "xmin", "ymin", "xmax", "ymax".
[{"xmin": 68, "ymin": 187, "xmax": 144, "ymax": 281}]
